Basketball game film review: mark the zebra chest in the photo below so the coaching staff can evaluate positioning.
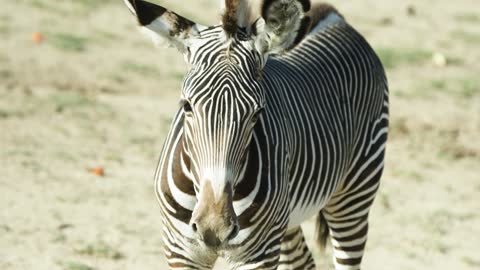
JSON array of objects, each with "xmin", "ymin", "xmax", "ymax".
[
  {"xmin": 280, "ymin": 123, "xmax": 350, "ymax": 227},
  {"xmin": 285, "ymin": 148, "xmax": 347, "ymax": 226},
  {"xmin": 286, "ymin": 174, "xmax": 338, "ymax": 228}
]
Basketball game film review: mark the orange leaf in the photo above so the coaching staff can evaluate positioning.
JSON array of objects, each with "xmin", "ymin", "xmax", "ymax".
[
  {"xmin": 91, "ymin": 167, "xmax": 104, "ymax": 177},
  {"xmin": 32, "ymin": 32, "xmax": 44, "ymax": 44}
]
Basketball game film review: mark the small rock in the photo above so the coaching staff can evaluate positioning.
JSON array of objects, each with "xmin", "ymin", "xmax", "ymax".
[
  {"xmin": 1, "ymin": 224, "xmax": 12, "ymax": 232},
  {"xmin": 379, "ymin": 17, "xmax": 393, "ymax": 26},
  {"xmin": 432, "ymin": 52, "xmax": 447, "ymax": 67},
  {"xmin": 57, "ymin": 223, "xmax": 74, "ymax": 230},
  {"xmin": 407, "ymin": 5, "xmax": 416, "ymax": 17}
]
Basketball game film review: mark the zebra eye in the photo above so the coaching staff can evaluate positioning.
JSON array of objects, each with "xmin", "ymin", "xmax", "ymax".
[{"xmin": 183, "ymin": 102, "xmax": 193, "ymax": 114}]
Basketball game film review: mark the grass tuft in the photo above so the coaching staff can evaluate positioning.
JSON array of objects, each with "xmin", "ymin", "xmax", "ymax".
[
  {"xmin": 459, "ymin": 79, "xmax": 479, "ymax": 98},
  {"xmin": 0, "ymin": 25, "xmax": 9, "ymax": 35},
  {"xmin": 75, "ymin": 241, "xmax": 124, "ymax": 260},
  {"xmin": 121, "ymin": 61, "xmax": 159, "ymax": 76},
  {"xmin": 50, "ymin": 93, "xmax": 93, "ymax": 112},
  {"xmin": 59, "ymin": 261, "xmax": 95, "ymax": 270},
  {"xmin": 454, "ymin": 13, "xmax": 480, "ymax": 23},
  {"xmin": 29, "ymin": 0, "xmax": 116, "ymax": 15},
  {"xmin": 450, "ymin": 30, "xmax": 480, "ymax": 44},
  {"xmin": 430, "ymin": 78, "xmax": 479, "ymax": 98},
  {"xmin": 29, "ymin": 0, "xmax": 64, "ymax": 13},
  {"xmin": 462, "ymin": 257, "xmax": 480, "ymax": 267},
  {"xmin": 49, "ymin": 33, "xmax": 88, "ymax": 52},
  {"xmin": 375, "ymin": 48, "xmax": 432, "ymax": 69},
  {"xmin": 431, "ymin": 80, "xmax": 446, "ymax": 91}
]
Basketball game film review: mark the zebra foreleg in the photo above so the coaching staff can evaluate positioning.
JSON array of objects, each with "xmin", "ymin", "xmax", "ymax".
[
  {"xmin": 277, "ymin": 227, "xmax": 316, "ymax": 270},
  {"xmin": 322, "ymin": 207, "xmax": 371, "ymax": 270},
  {"xmin": 227, "ymin": 228, "xmax": 313, "ymax": 270}
]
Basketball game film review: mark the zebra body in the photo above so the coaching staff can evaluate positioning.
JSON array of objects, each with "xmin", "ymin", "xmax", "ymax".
[{"xmin": 124, "ymin": 1, "xmax": 388, "ymax": 269}]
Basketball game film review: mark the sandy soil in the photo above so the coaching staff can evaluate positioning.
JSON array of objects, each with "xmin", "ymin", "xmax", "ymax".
[{"xmin": 1, "ymin": 0, "xmax": 479, "ymax": 269}]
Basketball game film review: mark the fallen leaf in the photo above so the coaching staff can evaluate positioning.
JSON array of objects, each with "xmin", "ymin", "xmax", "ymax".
[
  {"xmin": 32, "ymin": 32, "xmax": 44, "ymax": 44},
  {"xmin": 90, "ymin": 167, "xmax": 104, "ymax": 177}
]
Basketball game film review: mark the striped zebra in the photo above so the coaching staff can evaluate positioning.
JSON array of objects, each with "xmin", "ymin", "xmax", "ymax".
[{"xmin": 124, "ymin": 0, "xmax": 389, "ymax": 269}]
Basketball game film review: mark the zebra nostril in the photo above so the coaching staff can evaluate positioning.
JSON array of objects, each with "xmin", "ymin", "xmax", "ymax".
[
  {"xmin": 227, "ymin": 224, "xmax": 239, "ymax": 240},
  {"xmin": 191, "ymin": 222, "xmax": 198, "ymax": 233}
]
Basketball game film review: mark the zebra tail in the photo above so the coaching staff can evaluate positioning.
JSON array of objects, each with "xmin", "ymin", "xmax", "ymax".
[{"xmin": 315, "ymin": 211, "xmax": 329, "ymax": 252}]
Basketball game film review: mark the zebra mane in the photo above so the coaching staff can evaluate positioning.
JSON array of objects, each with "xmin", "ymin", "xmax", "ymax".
[{"xmin": 306, "ymin": 3, "xmax": 344, "ymax": 32}]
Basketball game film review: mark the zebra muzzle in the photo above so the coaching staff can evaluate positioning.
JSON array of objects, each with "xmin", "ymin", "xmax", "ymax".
[{"xmin": 190, "ymin": 181, "xmax": 239, "ymax": 248}]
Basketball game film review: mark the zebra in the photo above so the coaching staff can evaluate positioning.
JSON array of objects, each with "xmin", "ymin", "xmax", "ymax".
[{"xmin": 123, "ymin": 0, "xmax": 389, "ymax": 269}]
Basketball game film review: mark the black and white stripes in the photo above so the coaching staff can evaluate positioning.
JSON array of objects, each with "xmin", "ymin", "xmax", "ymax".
[{"xmin": 124, "ymin": 0, "xmax": 388, "ymax": 269}]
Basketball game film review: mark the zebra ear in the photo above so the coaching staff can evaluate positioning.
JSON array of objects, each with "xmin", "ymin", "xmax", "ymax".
[
  {"xmin": 124, "ymin": 0, "xmax": 204, "ymax": 51},
  {"xmin": 253, "ymin": 0, "xmax": 311, "ymax": 55},
  {"xmin": 220, "ymin": 0, "xmax": 253, "ymax": 35}
]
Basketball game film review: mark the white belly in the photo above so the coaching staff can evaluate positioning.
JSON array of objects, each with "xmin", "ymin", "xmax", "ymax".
[{"xmin": 287, "ymin": 202, "xmax": 324, "ymax": 228}]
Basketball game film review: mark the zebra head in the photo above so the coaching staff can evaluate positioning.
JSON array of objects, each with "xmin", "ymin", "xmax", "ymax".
[{"xmin": 125, "ymin": 0, "xmax": 311, "ymax": 248}]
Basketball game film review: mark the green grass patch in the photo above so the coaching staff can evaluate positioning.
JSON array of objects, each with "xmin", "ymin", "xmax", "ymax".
[
  {"xmin": 446, "ymin": 56, "xmax": 465, "ymax": 66},
  {"xmin": 54, "ymin": 151, "xmax": 77, "ymax": 162},
  {"xmin": 438, "ymin": 139, "xmax": 477, "ymax": 160},
  {"xmin": 375, "ymin": 47, "xmax": 432, "ymax": 69},
  {"xmin": 169, "ymin": 71, "xmax": 186, "ymax": 81},
  {"xmin": 59, "ymin": 261, "xmax": 95, "ymax": 270},
  {"xmin": 431, "ymin": 80, "xmax": 446, "ymax": 91},
  {"xmin": 109, "ymin": 73, "xmax": 126, "ymax": 83},
  {"xmin": 75, "ymin": 241, "xmax": 124, "ymax": 260},
  {"xmin": 462, "ymin": 257, "xmax": 480, "ymax": 267},
  {"xmin": 28, "ymin": 0, "xmax": 116, "ymax": 15},
  {"xmin": 459, "ymin": 79, "xmax": 479, "ymax": 98},
  {"xmin": 5, "ymin": 149, "xmax": 34, "ymax": 157},
  {"xmin": 75, "ymin": 0, "xmax": 116, "ymax": 9},
  {"xmin": 0, "ymin": 108, "xmax": 26, "ymax": 119},
  {"xmin": 121, "ymin": 61, "xmax": 159, "ymax": 76},
  {"xmin": 0, "ymin": 25, "xmax": 10, "ymax": 35},
  {"xmin": 94, "ymin": 30, "xmax": 119, "ymax": 42},
  {"xmin": 451, "ymin": 30, "xmax": 480, "ymax": 44},
  {"xmin": 454, "ymin": 13, "xmax": 480, "ymax": 23},
  {"xmin": 49, "ymin": 33, "xmax": 88, "ymax": 52},
  {"xmin": 0, "ymin": 109, "xmax": 10, "ymax": 118},
  {"xmin": 0, "ymin": 15, "xmax": 10, "ymax": 35},
  {"xmin": 0, "ymin": 69, "xmax": 12, "ymax": 79},
  {"xmin": 50, "ymin": 93, "xmax": 93, "ymax": 111},
  {"xmin": 130, "ymin": 136, "xmax": 156, "ymax": 145},
  {"xmin": 429, "ymin": 78, "xmax": 479, "ymax": 98},
  {"xmin": 51, "ymin": 232, "xmax": 67, "ymax": 243},
  {"xmin": 28, "ymin": 0, "xmax": 65, "ymax": 13}
]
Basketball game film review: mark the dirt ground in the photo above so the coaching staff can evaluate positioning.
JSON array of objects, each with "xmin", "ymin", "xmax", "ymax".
[{"xmin": 1, "ymin": 0, "xmax": 479, "ymax": 270}]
